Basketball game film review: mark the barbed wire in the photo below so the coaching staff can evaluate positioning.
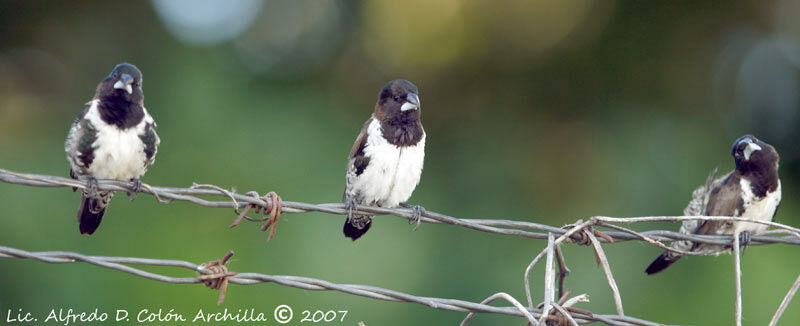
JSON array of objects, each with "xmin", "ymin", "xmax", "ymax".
[
  {"xmin": 1, "ymin": 168, "xmax": 799, "ymax": 248},
  {"xmin": 1, "ymin": 167, "xmax": 799, "ymax": 325},
  {"xmin": 0, "ymin": 245, "xmax": 658, "ymax": 326}
]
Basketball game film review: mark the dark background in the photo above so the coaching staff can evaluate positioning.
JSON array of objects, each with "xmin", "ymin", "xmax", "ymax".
[{"xmin": 0, "ymin": 1, "xmax": 798, "ymax": 325}]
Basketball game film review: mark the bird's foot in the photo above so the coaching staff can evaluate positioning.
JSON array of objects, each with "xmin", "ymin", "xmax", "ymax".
[
  {"xmin": 400, "ymin": 202, "xmax": 425, "ymax": 231},
  {"xmin": 128, "ymin": 178, "xmax": 142, "ymax": 201},
  {"xmin": 738, "ymin": 231, "xmax": 751, "ymax": 254},
  {"xmin": 86, "ymin": 176, "xmax": 98, "ymax": 198},
  {"xmin": 345, "ymin": 197, "xmax": 358, "ymax": 220}
]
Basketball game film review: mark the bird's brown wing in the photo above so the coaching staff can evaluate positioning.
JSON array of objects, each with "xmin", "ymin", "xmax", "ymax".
[
  {"xmin": 694, "ymin": 172, "xmax": 744, "ymax": 236},
  {"xmin": 678, "ymin": 168, "xmax": 720, "ymax": 241},
  {"xmin": 348, "ymin": 117, "xmax": 373, "ymax": 160},
  {"xmin": 342, "ymin": 117, "xmax": 373, "ymax": 202}
]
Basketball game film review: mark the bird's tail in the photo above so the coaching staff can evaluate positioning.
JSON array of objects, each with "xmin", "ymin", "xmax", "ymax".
[
  {"xmin": 343, "ymin": 214, "xmax": 373, "ymax": 241},
  {"xmin": 77, "ymin": 191, "xmax": 113, "ymax": 235},
  {"xmin": 645, "ymin": 252, "xmax": 682, "ymax": 275}
]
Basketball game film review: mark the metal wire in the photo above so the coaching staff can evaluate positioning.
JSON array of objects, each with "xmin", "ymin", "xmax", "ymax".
[
  {"xmin": 2, "ymin": 167, "xmax": 799, "ymax": 325},
  {"xmin": 1, "ymin": 168, "xmax": 798, "ymax": 247},
  {"xmin": 0, "ymin": 245, "xmax": 658, "ymax": 326}
]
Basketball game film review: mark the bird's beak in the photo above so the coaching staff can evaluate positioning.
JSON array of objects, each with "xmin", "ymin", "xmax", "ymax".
[
  {"xmin": 113, "ymin": 73, "xmax": 134, "ymax": 94},
  {"xmin": 401, "ymin": 93, "xmax": 420, "ymax": 111},
  {"xmin": 743, "ymin": 141, "xmax": 762, "ymax": 161}
]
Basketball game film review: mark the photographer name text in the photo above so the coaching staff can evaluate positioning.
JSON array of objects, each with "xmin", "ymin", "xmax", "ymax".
[{"xmin": 5, "ymin": 306, "xmax": 346, "ymax": 325}]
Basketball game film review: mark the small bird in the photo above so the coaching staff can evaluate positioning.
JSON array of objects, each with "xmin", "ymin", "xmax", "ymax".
[
  {"xmin": 342, "ymin": 79, "xmax": 425, "ymax": 241},
  {"xmin": 65, "ymin": 63, "xmax": 160, "ymax": 235},
  {"xmin": 645, "ymin": 135, "xmax": 781, "ymax": 274}
]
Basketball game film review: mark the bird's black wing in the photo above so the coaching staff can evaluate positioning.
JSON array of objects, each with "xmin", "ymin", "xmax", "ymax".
[
  {"xmin": 139, "ymin": 120, "xmax": 159, "ymax": 166},
  {"xmin": 66, "ymin": 104, "xmax": 98, "ymax": 177}
]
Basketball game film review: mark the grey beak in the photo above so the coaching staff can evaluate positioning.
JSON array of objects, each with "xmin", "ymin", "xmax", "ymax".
[
  {"xmin": 401, "ymin": 93, "xmax": 420, "ymax": 111},
  {"xmin": 743, "ymin": 141, "xmax": 762, "ymax": 161},
  {"xmin": 120, "ymin": 73, "xmax": 134, "ymax": 85},
  {"xmin": 113, "ymin": 73, "xmax": 134, "ymax": 94}
]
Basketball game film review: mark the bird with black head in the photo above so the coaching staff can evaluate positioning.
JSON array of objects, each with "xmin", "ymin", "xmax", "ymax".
[
  {"xmin": 342, "ymin": 79, "xmax": 426, "ymax": 241},
  {"xmin": 65, "ymin": 63, "xmax": 160, "ymax": 235},
  {"xmin": 645, "ymin": 135, "xmax": 781, "ymax": 274}
]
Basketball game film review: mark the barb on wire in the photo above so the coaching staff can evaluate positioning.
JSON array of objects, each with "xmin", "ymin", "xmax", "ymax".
[
  {"xmin": 1, "ymin": 168, "xmax": 799, "ymax": 248},
  {"xmin": 0, "ymin": 245, "xmax": 658, "ymax": 326},
  {"xmin": 199, "ymin": 250, "xmax": 235, "ymax": 305},
  {"xmin": 228, "ymin": 191, "xmax": 283, "ymax": 241}
]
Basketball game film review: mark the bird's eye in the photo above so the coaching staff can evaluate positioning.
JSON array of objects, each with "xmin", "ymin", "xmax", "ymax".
[{"xmin": 393, "ymin": 96, "xmax": 399, "ymax": 101}]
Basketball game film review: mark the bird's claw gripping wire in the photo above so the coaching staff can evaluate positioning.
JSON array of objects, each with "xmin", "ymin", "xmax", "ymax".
[
  {"xmin": 738, "ymin": 231, "xmax": 751, "ymax": 254},
  {"xmin": 345, "ymin": 196, "xmax": 357, "ymax": 221},
  {"xmin": 85, "ymin": 176, "xmax": 98, "ymax": 198},
  {"xmin": 128, "ymin": 178, "xmax": 142, "ymax": 201},
  {"xmin": 400, "ymin": 202, "xmax": 425, "ymax": 231}
]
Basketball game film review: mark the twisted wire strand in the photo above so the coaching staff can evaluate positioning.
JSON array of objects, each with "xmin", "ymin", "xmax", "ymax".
[
  {"xmin": 1, "ymin": 168, "xmax": 798, "ymax": 247},
  {"xmin": 0, "ymin": 245, "xmax": 659, "ymax": 326},
  {"xmin": 3, "ymin": 167, "xmax": 799, "ymax": 325}
]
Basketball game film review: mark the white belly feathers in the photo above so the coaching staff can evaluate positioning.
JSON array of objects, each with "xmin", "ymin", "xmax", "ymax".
[
  {"xmin": 737, "ymin": 178, "xmax": 781, "ymax": 234},
  {"xmin": 350, "ymin": 119, "xmax": 425, "ymax": 207},
  {"xmin": 83, "ymin": 100, "xmax": 151, "ymax": 180}
]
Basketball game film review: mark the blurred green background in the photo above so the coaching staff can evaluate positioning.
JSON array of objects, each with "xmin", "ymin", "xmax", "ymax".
[{"xmin": 1, "ymin": 1, "xmax": 799, "ymax": 325}]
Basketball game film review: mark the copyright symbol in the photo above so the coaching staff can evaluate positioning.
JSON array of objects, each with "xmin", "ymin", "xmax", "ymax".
[{"xmin": 273, "ymin": 304, "xmax": 293, "ymax": 324}]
